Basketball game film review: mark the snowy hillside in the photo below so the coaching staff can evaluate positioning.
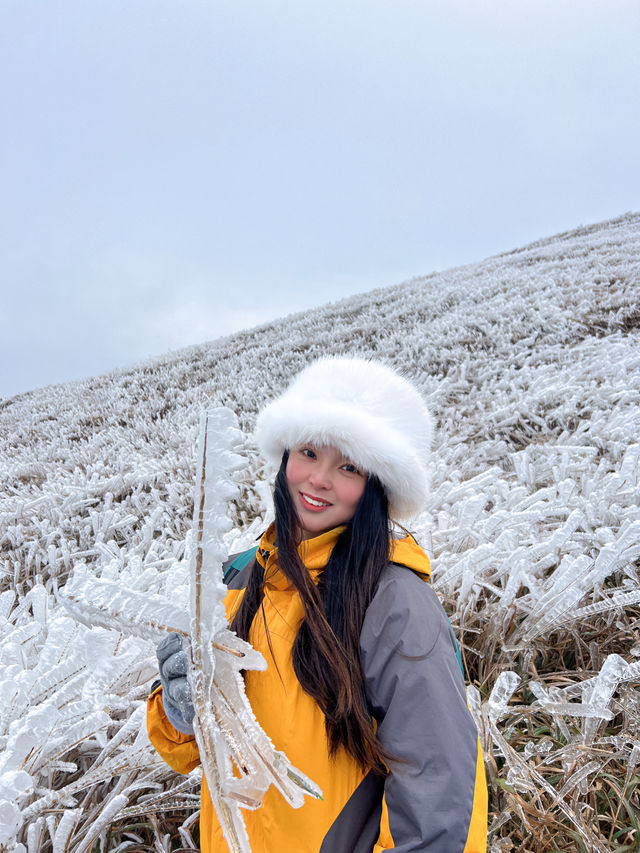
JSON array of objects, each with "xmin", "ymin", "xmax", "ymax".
[{"xmin": 1, "ymin": 212, "xmax": 639, "ymax": 851}]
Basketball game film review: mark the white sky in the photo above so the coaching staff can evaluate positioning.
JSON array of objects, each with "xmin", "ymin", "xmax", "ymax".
[{"xmin": 2, "ymin": 0, "xmax": 639, "ymax": 399}]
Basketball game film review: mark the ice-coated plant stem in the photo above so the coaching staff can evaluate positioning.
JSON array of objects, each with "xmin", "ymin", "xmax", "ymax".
[{"xmin": 186, "ymin": 408, "xmax": 321, "ymax": 853}]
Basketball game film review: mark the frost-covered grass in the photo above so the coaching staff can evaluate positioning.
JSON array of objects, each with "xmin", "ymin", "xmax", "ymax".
[{"xmin": 1, "ymin": 211, "xmax": 639, "ymax": 851}]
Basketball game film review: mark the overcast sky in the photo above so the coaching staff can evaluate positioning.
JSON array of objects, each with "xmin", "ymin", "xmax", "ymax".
[{"xmin": 2, "ymin": 0, "xmax": 639, "ymax": 399}]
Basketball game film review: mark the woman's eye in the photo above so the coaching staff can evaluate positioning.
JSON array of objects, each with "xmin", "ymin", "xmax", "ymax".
[
  {"xmin": 342, "ymin": 463, "xmax": 360, "ymax": 474},
  {"xmin": 301, "ymin": 447, "xmax": 316, "ymax": 459}
]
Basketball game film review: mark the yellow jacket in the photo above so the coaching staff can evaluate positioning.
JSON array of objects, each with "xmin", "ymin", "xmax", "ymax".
[{"xmin": 147, "ymin": 525, "xmax": 487, "ymax": 852}]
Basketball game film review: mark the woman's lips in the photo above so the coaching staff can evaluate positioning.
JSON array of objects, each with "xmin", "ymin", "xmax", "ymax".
[{"xmin": 299, "ymin": 492, "xmax": 332, "ymax": 512}]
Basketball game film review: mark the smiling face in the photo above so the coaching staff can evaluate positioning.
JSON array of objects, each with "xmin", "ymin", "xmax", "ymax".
[{"xmin": 285, "ymin": 444, "xmax": 367, "ymax": 540}]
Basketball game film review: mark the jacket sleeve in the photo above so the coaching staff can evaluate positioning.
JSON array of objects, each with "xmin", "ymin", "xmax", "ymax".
[
  {"xmin": 360, "ymin": 568, "xmax": 487, "ymax": 853},
  {"xmin": 146, "ymin": 685, "xmax": 201, "ymax": 775}
]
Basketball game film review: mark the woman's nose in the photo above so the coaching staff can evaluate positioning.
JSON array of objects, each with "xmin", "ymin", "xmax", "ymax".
[{"xmin": 308, "ymin": 465, "xmax": 331, "ymax": 490}]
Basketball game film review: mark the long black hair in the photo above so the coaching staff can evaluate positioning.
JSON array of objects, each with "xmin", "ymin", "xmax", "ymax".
[{"xmin": 230, "ymin": 450, "xmax": 393, "ymax": 773}]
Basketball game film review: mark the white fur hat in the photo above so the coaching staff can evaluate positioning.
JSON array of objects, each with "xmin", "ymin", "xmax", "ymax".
[{"xmin": 255, "ymin": 357, "xmax": 433, "ymax": 519}]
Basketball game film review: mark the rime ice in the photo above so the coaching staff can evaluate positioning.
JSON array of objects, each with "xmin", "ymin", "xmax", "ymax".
[
  {"xmin": 187, "ymin": 409, "xmax": 321, "ymax": 853},
  {"xmin": 1, "ymin": 213, "xmax": 639, "ymax": 849}
]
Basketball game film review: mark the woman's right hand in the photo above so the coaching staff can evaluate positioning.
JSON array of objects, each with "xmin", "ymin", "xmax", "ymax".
[{"xmin": 156, "ymin": 633, "xmax": 196, "ymax": 735}]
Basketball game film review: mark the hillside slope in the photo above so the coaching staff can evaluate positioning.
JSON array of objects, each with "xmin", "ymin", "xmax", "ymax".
[{"xmin": 1, "ymin": 212, "xmax": 639, "ymax": 851}]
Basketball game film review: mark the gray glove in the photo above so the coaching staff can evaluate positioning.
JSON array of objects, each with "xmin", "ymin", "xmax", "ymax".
[{"xmin": 156, "ymin": 633, "xmax": 195, "ymax": 735}]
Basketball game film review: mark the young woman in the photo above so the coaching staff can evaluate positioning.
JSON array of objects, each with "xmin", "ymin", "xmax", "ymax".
[{"xmin": 147, "ymin": 357, "xmax": 488, "ymax": 852}]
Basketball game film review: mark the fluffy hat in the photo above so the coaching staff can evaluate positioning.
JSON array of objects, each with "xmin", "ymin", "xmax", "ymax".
[{"xmin": 255, "ymin": 356, "xmax": 433, "ymax": 519}]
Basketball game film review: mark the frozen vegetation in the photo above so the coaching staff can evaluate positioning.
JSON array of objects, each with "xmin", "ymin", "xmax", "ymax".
[{"xmin": 1, "ymin": 211, "xmax": 639, "ymax": 851}]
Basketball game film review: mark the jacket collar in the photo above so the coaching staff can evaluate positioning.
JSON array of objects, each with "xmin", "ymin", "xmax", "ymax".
[
  {"xmin": 256, "ymin": 523, "xmax": 346, "ymax": 589},
  {"xmin": 255, "ymin": 522, "xmax": 430, "ymax": 589},
  {"xmin": 389, "ymin": 531, "xmax": 431, "ymax": 580}
]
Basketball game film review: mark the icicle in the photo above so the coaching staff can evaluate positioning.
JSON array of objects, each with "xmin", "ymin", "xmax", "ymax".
[
  {"xmin": 0, "ymin": 797, "xmax": 24, "ymax": 846},
  {"xmin": 486, "ymin": 671, "xmax": 520, "ymax": 724},
  {"xmin": 523, "ymin": 738, "xmax": 553, "ymax": 759},
  {"xmin": 530, "ymin": 680, "xmax": 615, "ymax": 720},
  {"xmin": 506, "ymin": 765, "xmax": 538, "ymax": 793},
  {"xmin": 52, "ymin": 808, "xmax": 82, "ymax": 853},
  {"xmin": 178, "ymin": 809, "xmax": 200, "ymax": 850},
  {"xmin": 73, "ymin": 794, "xmax": 128, "ymax": 853},
  {"xmin": 528, "ymin": 682, "xmax": 572, "ymax": 742},
  {"xmin": 563, "ymin": 587, "xmax": 640, "ymax": 623},
  {"xmin": 553, "ymin": 760, "xmax": 600, "ymax": 802},
  {"xmin": 488, "ymin": 809, "xmax": 513, "ymax": 837},
  {"xmin": 26, "ymin": 816, "xmax": 45, "ymax": 853},
  {"xmin": 620, "ymin": 443, "xmax": 640, "ymax": 485},
  {"xmin": 0, "ymin": 589, "xmax": 17, "ymax": 621},
  {"xmin": 58, "ymin": 567, "xmax": 190, "ymax": 640},
  {"xmin": 581, "ymin": 654, "xmax": 629, "ymax": 744}
]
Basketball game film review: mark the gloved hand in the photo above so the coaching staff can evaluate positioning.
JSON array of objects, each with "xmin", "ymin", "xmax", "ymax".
[{"xmin": 156, "ymin": 633, "xmax": 195, "ymax": 735}]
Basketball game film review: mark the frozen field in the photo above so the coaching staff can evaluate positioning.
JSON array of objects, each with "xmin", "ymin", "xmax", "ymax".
[{"xmin": 1, "ymin": 212, "xmax": 639, "ymax": 851}]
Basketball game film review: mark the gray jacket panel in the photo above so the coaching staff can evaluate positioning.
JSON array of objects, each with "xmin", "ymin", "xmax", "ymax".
[{"xmin": 360, "ymin": 564, "xmax": 478, "ymax": 852}]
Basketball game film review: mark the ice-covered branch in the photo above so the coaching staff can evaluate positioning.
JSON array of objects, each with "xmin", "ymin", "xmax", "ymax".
[{"xmin": 187, "ymin": 408, "xmax": 321, "ymax": 853}]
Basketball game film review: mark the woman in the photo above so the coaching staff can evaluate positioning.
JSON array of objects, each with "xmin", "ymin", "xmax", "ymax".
[{"xmin": 147, "ymin": 357, "xmax": 488, "ymax": 852}]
